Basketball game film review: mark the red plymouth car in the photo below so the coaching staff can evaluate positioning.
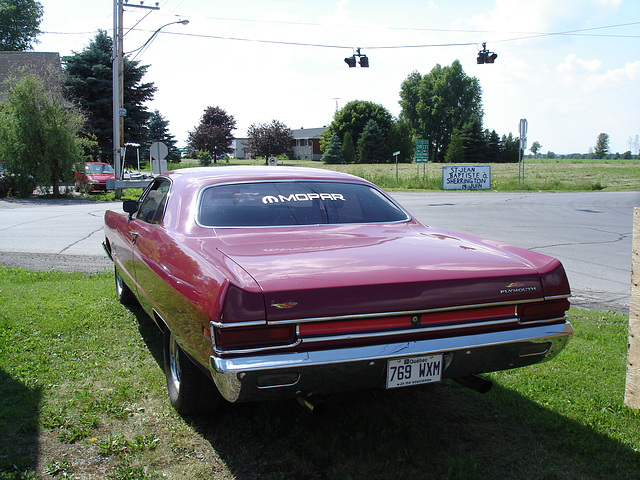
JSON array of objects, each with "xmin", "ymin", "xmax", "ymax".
[{"xmin": 103, "ymin": 166, "xmax": 573, "ymax": 414}]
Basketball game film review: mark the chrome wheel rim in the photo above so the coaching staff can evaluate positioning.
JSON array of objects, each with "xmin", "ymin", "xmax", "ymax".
[{"xmin": 169, "ymin": 333, "xmax": 181, "ymax": 393}]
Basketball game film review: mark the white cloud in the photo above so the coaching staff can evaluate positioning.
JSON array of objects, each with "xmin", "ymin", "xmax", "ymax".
[{"xmin": 584, "ymin": 60, "xmax": 640, "ymax": 91}]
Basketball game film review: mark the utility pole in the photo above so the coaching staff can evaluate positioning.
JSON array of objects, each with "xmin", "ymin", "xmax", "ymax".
[{"xmin": 112, "ymin": 0, "xmax": 159, "ymax": 198}]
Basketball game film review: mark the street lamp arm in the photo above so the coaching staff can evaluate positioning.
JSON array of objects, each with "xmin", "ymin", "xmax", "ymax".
[{"xmin": 125, "ymin": 20, "xmax": 189, "ymax": 55}]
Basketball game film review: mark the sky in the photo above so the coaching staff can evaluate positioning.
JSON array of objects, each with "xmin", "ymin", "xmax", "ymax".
[{"xmin": 34, "ymin": 0, "xmax": 640, "ymax": 155}]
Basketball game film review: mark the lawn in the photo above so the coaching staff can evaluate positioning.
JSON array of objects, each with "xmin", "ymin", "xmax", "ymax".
[{"xmin": 1, "ymin": 267, "xmax": 639, "ymax": 479}]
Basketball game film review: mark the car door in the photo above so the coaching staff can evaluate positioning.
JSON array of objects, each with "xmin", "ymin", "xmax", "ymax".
[{"xmin": 129, "ymin": 179, "xmax": 171, "ymax": 314}]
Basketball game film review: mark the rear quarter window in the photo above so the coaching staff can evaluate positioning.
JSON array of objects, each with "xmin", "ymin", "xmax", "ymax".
[{"xmin": 198, "ymin": 181, "xmax": 409, "ymax": 227}]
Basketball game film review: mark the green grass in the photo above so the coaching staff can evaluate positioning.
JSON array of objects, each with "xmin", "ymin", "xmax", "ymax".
[{"xmin": 1, "ymin": 267, "xmax": 639, "ymax": 479}]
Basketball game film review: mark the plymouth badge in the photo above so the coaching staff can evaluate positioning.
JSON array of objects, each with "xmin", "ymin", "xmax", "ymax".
[{"xmin": 271, "ymin": 301, "xmax": 298, "ymax": 309}]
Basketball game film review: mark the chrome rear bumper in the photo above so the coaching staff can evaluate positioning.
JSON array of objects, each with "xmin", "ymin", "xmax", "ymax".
[{"xmin": 209, "ymin": 321, "xmax": 573, "ymax": 403}]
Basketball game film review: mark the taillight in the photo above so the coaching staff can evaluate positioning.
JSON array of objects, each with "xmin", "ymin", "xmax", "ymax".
[
  {"xmin": 213, "ymin": 325, "xmax": 296, "ymax": 352},
  {"xmin": 518, "ymin": 298, "xmax": 570, "ymax": 323}
]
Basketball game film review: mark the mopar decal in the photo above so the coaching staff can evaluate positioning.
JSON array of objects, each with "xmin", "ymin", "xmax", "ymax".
[{"xmin": 262, "ymin": 193, "xmax": 346, "ymax": 204}]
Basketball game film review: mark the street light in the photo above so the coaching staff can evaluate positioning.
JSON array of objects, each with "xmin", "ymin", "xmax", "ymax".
[
  {"xmin": 125, "ymin": 19, "xmax": 189, "ymax": 58},
  {"xmin": 112, "ymin": 0, "xmax": 188, "ymax": 197}
]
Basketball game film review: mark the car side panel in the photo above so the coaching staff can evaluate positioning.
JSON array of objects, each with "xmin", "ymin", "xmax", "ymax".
[{"xmin": 130, "ymin": 220, "xmax": 228, "ymax": 371}]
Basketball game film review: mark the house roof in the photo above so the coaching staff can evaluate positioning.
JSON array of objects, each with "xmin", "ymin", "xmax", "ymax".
[
  {"xmin": 291, "ymin": 127, "xmax": 327, "ymax": 139},
  {"xmin": 0, "ymin": 51, "xmax": 62, "ymax": 102}
]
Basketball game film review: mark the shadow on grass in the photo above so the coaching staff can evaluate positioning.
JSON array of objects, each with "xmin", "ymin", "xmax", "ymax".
[
  {"xmin": 127, "ymin": 304, "xmax": 639, "ymax": 479},
  {"xmin": 184, "ymin": 381, "xmax": 640, "ymax": 480},
  {"xmin": 0, "ymin": 368, "xmax": 42, "ymax": 476}
]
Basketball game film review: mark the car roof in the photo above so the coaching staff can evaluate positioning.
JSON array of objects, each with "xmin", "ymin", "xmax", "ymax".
[{"xmin": 163, "ymin": 166, "xmax": 370, "ymax": 187}]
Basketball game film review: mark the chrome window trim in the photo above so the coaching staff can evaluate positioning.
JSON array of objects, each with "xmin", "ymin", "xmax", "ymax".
[{"xmin": 194, "ymin": 179, "xmax": 411, "ymax": 229}]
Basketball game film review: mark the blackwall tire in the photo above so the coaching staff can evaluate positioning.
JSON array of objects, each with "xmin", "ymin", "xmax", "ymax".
[{"xmin": 163, "ymin": 327, "xmax": 222, "ymax": 415}]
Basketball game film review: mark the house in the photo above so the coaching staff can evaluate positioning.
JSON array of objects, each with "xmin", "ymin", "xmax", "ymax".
[
  {"xmin": 0, "ymin": 51, "xmax": 63, "ymax": 102},
  {"xmin": 290, "ymin": 127, "xmax": 327, "ymax": 161}
]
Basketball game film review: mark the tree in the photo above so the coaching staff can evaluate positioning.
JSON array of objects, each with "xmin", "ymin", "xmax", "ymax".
[
  {"xmin": 147, "ymin": 110, "xmax": 178, "ymax": 161},
  {"xmin": 399, "ymin": 60, "xmax": 483, "ymax": 163},
  {"xmin": 500, "ymin": 133, "xmax": 520, "ymax": 163},
  {"xmin": 0, "ymin": 74, "xmax": 89, "ymax": 197},
  {"xmin": 357, "ymin": 119, "xmax": 388, "ymax": 163},
  {"xmin": 484, "ymin": 129, "xmax": 501, "ymax": 163},
  {"xmin": 530, "ymin": 140, "xmax": 542, "ymax": 158},
  {"xmin": 460, "ymin": 116, "xmax": 485, "ymax": 163},
  {"xmin": 387, "ymin": 120, "xmax": 414, "ymax": 163},
  {"xmin": 247, "ymin": 119, "xmax": 293, "ymax": 161},
  {"xmin": 445, "ymin": 129, "xmax": 464, "ymax": 163},
  {"xmin": 322, "ymin": 100, "xmax": 393, "ymax": 153},
  {"xmin": 186, "ymin": 106, "xmax": 235, "ymax": 163},
  {"xmin": 321, "ymin": 133, "xmax": 343, "ymax": 164},
  {"xmin": 0, "ymin": 0, "xmax": 43, "ymax": 51},
  {"xmin": 63, "ymin": 30, "xmax": 156, "ymax": 160},
  {"xmin": 595, "ymin": 133, "xmax": 610, "ymax": 158},
  {"xmin": 342, "ymin": 131, "xmax": 356, "ymax": 164}
]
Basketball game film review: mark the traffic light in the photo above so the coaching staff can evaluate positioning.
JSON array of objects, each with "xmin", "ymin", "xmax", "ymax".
[
  {"xmin": 345, "ymin": 48, "xmax": 369, "ymax": 68},
  {"xmin": 477, "ymin": 43, "xmax": 497, "ymax": 65},
  {"xmin": 344, "ymin": 56, "xmax": 357, "ymax": 67}
]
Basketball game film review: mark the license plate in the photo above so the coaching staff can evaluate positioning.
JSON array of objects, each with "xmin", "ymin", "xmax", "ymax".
[{"xmin": 386, "ymin": 354, "xmax": 443, "ymax": 389}]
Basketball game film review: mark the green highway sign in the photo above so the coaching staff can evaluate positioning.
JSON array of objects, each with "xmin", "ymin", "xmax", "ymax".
[{"xmin": 415, "ymin": 139, "xmax": 429, "ymax": 163}]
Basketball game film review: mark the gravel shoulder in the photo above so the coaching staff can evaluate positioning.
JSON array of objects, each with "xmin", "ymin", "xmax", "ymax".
[{"xmin": 0, "ymin": 251, "xmax": 112, "ymax": 274}]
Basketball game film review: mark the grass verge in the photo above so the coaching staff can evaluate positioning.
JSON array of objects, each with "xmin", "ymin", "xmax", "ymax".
[{"xmin": 1, "ymin": 267, "xmax": 639, "ymax": 479}]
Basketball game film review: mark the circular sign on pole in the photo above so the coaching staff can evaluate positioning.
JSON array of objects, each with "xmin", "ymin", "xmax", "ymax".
[{"xmin": 268, "ymin": 157, "xmax": 278, "ymax": 166}]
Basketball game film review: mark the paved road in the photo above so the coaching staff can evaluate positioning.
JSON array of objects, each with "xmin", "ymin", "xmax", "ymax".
[{"xmin": 1, "ymin": 192, "xmax": 638, "ymax": 314}]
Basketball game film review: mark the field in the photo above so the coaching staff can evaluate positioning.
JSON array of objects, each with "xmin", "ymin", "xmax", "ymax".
[
  {"xmin": 83, "ymin": 159, "xmax": 639, "ymax": 203},
  {"xmin": 161, "ymin": 159, "xmax": 640, "ymax": 191},
  {"xmin": 1, "ymin": 268, "xmax": 639, "ymax": 479}
]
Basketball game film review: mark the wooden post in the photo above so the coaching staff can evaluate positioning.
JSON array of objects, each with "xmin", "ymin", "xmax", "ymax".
[{"xmin": 625, "ymin": 208, "xmax": 640, "ymax": 409}]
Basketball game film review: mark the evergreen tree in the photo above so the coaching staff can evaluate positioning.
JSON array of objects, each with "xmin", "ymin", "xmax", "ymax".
[
  {"xmin": 484, "ymin": 129, "xmax": 501, "ymax": 163},
  {"xmin": 63, "ymin": 30, "xmax": 156, "ymax": 160},
  {"xmin": 321, "ymin": 133, "xmax": 343, "ymax": 164},
  {"xmin": 357, "ymin": 119, "xmax": 387, "ymax": 163},
  {"xmin": 342, "ymin": 131, "xmax": 356, "ymax": 164},
  {"xmin": 460, "ymin": 116, "xmax": 485, "ymax": 163},
  {"xmin": 445, "ymin": 129, "xmax": 464, "ymax": 163},
  {"xmin": 147, "ymin": 110, "xmax": 178, "ymax": 161},
  {"xmin": 500, "ymin": 133, "xmax": 520, "ymax": 163}
]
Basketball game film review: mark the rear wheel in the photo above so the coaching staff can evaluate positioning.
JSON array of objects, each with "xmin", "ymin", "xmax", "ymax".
[
  {"xmin": 114, "ymin": 266, "xmax": 135, "ymax": 305},
  {"xmin": 163, "ymin": 327, "xmax": 222, "ymax": 415}
]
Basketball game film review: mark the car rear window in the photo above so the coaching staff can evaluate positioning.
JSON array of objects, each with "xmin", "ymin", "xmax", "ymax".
[{"xmin": 197, "ymin": 181, "xmax": 409, "ymax": 227}]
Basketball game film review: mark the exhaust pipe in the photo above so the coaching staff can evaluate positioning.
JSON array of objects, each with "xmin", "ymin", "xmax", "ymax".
[
  {"xmin": 296, "ymin": 393, "xmax": 327, "ymax": 414},
  {"xmin": 453, "ymin": 375, "xmax": 493, "ymax": 394}
]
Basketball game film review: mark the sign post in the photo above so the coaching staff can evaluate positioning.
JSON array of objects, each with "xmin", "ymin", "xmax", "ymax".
[
  {"xmin": 518, "ymin": 118, "xmax": 528, "ymax": 185},
  {"xmin": 415, "ymin": 139, "xmax": 429, "ymax": 183},
  {"xmin": 393, "ymin": 150, "xmax": 400, "ymax": 186}
]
